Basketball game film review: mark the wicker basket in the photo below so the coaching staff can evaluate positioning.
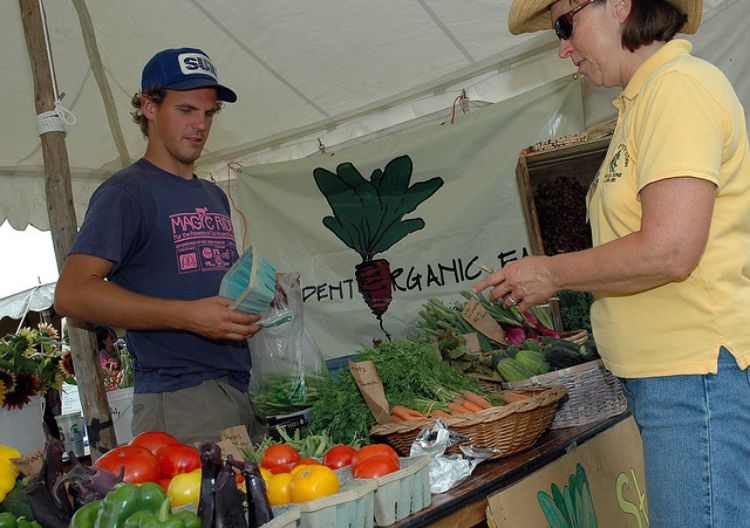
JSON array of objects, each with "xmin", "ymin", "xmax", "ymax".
[
  {"xmin": 369, "ymin": 386, "xmax": 567, "ymax": 459},
  {"xmin": 493, "ymin": 360, "xmax": 627, "ymax": 429}
]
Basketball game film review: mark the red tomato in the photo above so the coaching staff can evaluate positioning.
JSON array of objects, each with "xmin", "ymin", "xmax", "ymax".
[
  {"xmin": 294, "ymin": 458, "xmax": 323, "ymax": 467},
  {"xmin": 261, "ymin": 445, "xmax": 300, "ymax": 469},
  {"xmin": 322, "ymin": 445, "xmax": 357, "ymax": 469},
  {"xmin": 352, "ymin": 455, "xmax": 400, "ymax": 479},
  {"xmin": 155, "ymin": 444, "xmax": 201, "ymax": 479},
  {"xmin": 95, "ymin": 445, "xmax": 161, "ymax": 483},
  {"xmin": 269, "ymin": 464, "xmax": 293, "ymax": 474},
  {"xmin": 351, "ymin": 444, "xmax": 399, "ymax": 470},
  {"xmin": 158, "ymin": 478, "xmax": 172, "ymax": 491},
  {"xmin": 130, "ymin": 431, "xmax": 180, "ymax": 455}
]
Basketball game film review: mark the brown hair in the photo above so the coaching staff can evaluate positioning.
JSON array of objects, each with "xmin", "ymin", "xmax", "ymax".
[
  {"xmin": 130, "ymin": 88, "xmax": 166, "ymax": 138},
  {"xmin": 621, "ymin": 0, "xmax": 689, "ymax": 52}
]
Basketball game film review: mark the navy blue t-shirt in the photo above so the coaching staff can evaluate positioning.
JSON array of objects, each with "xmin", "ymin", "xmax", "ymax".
[{"xmin": 71, "ymin": 159, "xmax": 250, "ymax": 393}]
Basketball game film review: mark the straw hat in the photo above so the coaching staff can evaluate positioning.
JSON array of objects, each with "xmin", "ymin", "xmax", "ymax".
[{"xmin": 508, "ymin": 0, "xmax": 702, "ymax": 35}]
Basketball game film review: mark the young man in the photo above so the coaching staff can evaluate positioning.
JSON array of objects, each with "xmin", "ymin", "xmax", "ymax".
[{"xmin": 55, "ymin": 48, "xmax": 261, "ymax": 443}]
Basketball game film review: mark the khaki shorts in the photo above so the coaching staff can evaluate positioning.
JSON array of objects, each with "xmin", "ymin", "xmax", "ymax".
[{"xmin": 131, "ymin": 377, "xmax": 263, "ymax": 444}]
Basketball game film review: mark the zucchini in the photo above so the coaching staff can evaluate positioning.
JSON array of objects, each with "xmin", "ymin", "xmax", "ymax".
[{"xmin": 543, "ymin": 346, "xmax": 585, "ymax": 369}]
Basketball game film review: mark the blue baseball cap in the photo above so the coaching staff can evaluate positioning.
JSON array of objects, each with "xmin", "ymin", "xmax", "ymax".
[{"xmin": 141, "ymin": 47, "xmax": 237, "ymax": 102}]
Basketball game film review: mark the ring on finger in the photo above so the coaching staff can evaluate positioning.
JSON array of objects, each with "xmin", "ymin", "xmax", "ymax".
[{"xmin": 507, "ymin": 294, "xmax": 518, "ymax": 306}]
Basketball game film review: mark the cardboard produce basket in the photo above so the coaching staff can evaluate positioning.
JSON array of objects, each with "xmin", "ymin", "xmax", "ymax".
[
  {"xmin": 338, "ymin": 456, "xmax": 431, "ymax": 526},
  {"xmin": 289, "ymin": 478, "xmax": 377, "ymax": 528},
  {"xmin": 263, "ymin": 505, "xmax": 301, "ymax": 528}
]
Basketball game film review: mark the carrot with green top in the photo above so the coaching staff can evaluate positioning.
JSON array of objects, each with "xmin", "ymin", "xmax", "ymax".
[{"xmin": 463, "ymin": 390, "xmax": 492, "ymax": 409}]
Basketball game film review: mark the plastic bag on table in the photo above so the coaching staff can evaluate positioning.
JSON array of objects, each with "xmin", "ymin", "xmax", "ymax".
[
  {"xmin": 248, "ymin": 272, "xmax": 328, "ymax": 417},
  {"xmin": 409, "ymin": 419, "xmax": 498, "ymax": 494}
]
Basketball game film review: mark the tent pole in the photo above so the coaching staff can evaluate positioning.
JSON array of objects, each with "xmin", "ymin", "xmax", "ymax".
[{"xmin": 19, "ymin": 0, "xmax": 116, "ymax": 459}]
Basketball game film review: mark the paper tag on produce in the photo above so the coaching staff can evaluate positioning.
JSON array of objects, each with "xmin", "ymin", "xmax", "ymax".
[
  {"xmin": 11, "ymin": 449, "xmax": 43, "ymax": 477},
  {"xmin": 217, "ymin": 439, "xmax": 246, "ymax": 462},
  {"xmin": 220, "ymin": 425, "xmax": 253, "ymax": 451},
  {"xmin": 463, "ymin": 333, "xmax": 482, "ymax": 354},
  {"xmin": 349, "ymin": 360, "xmax": 394, "ymax": 425},
  {"xmin": 462, "ymin": 298, "xmax": 507, "ymax": 344}
]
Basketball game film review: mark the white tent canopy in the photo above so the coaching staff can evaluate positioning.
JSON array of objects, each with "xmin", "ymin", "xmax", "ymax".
[
  {"xmin": 1, "ymin": 0, "xmax": 747, "ymax": 231},
  {"xmin": 0, "ymin": 282, "xmax": 55, "ymax": 321}
]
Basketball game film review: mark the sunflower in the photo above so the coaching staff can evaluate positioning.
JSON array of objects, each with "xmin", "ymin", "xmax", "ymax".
[
  {"xmin": 37, "ymin": 323, "xmax": 60, "ymax": 340},
  {"xmin": 0, "ymin": 369, "xmax": 13, "ymax": 393},
  {"xmin": 61, "ymin": 350, "xmax": 76, "ymax": 378},
  {"xmin": 0, "ymin": 379, "xmax": 5, "ymax": 406},
  {"xmin": 2, "ymin": 372, "xmax": 40, "ymax": 410}
]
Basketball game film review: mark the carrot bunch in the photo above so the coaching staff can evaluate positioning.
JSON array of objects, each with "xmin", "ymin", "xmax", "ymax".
[
  {"xmin": 389, "ymin": 390, "xmax": 495, "ymax": 421},
  {"xmin": 446, "ymin": 390, "xmax": 492, "ymax": 415}
]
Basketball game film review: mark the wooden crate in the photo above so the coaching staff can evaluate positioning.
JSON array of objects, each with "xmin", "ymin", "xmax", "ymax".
[{"xmin": 515, "ymin": 135, "xmax": 611, "ymax": 257}]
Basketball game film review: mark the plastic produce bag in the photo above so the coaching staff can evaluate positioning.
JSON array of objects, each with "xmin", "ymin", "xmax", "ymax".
[{"xmin": 248, "ymin": 273, "xmax": 328, "ymax": 417}]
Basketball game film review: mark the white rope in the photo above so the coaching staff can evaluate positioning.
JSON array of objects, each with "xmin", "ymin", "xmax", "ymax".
[
  {"xmin": 35, "ymin": 0, "xmax": 76, "ymax": 136},
  {"xmin": 36, "ymin": 100, "xmax": 77, "ymax": 136}
]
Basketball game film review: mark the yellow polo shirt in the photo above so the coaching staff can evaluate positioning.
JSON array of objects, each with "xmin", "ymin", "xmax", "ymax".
[{"xmin": 588, "ymin": 40, "xmax": 750, "ymax": 377}]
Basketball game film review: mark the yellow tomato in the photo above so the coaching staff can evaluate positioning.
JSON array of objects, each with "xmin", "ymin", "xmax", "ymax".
[
  {"xmin": 289, "ymin": 464, "xmax": 312, "ymax": 479},
  {"xmin": 266, "ymin": 473, "xmax": 293, "ymax": 506},
  {"xmin": 289, "ymin": 465, "xmax": 339, "ymax": 503},
  {"xmin": 167, "ymin": 468, "xmax": 201, "ymax": 508},
  {"xmin": 260, "ymin": 467, "xmax": 272, "ymax": 482}
]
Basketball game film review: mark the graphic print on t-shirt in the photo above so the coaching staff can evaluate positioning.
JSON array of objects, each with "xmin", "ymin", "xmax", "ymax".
[{"xmin": 170, "ymin": 207, "xmax": 238, "ymax": 274}]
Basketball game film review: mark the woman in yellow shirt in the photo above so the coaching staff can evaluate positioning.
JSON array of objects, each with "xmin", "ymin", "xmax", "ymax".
[{"xmin": 474, "ymin": 1, "xmax": 750, "ymax": 526}]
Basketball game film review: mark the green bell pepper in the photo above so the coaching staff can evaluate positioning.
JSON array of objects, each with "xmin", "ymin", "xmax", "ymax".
[
  {"xmin": 123, "ymin": 499, "xmax": 201, "ymax": 528},
  {"xmin": 69, "ymin": 500, "xmax": 101, "ymax": 528},
  {"xmin": 95, "ymin": 482, "xmax": 167, "ymax": 528},
  {"xmin": 0, "ymin": 513, "xmax": 41, "ymax": 528}
]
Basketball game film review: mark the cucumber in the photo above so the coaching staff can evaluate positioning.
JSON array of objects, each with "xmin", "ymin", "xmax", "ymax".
[
  {"xmin": 496, "ymin": 357, "xmax": 535, "ymax": 382},
  {"xmin": 521, "ymin": 338, "xmax": 541, "ymax": 352},
  {"xmin": 491, "ymin": 347, "xmax": 517, "ymax": 370},
  {"xmin": 515, "ymin": 349, "xmax": 550, "ymax": 375}
]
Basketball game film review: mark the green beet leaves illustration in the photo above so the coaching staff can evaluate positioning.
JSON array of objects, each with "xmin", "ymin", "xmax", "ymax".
[
  {"xmin": 537, "ymin": 464, "xmax": 598, "ymax": 528},
  {"xmin": 313, "ymin": 155, "xmax": 444, "ymax": 333}
]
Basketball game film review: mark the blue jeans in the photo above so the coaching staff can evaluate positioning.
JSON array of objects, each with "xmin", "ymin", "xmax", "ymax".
[{"xmin": 620, "ymin": 347, "xmax": 750, "ymax": 528}]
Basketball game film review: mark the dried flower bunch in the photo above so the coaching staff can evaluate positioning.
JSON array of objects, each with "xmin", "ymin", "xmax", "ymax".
[{"xmin": 0, "ymin": 323, "xmax": 73, "ymax": 410}]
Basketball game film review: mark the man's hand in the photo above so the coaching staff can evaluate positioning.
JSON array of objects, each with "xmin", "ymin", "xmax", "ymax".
[{"xmin": 183, "ymin": 296, "xmax": 262, "ymax": 341}]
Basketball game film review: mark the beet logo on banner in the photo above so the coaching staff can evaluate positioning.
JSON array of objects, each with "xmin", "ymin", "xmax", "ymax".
[{"xmin": 313, "ymin": 155, "xmax": 444, "ymax": 338}]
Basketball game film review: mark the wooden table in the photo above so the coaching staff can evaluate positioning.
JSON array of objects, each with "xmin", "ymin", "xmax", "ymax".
[{"xmin": 388, "ymin": 412, "xmax": 630, "ymax": 528}]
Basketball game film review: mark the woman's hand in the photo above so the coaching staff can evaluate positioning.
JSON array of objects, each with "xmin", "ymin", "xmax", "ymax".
[{"xmin": 472, "ymin": 256, "xmax": 557, "ymax": 312}]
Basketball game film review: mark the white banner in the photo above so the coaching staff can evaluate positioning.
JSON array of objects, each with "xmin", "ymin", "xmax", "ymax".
[{"xmin": 234, "ymin": 77, "xmax": 584, "ymax": 358}]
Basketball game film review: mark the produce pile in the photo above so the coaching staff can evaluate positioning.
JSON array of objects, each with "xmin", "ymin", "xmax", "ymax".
[
  {"xmin": 411, "ymin": 291, "xmax": 558, "ymax": 350},
  {"xmin": 0, "ymin": 428, "xmax": 410, "ymax": 528},
  {"xmin": 407, "ymin": 292, "xmax": 599, "ymax": 383},
  {"xmin": 306, "ymin": 338, "xmax": 489, "ymax": 445}
]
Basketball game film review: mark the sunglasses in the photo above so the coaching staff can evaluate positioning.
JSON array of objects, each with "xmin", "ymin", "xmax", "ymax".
[{"xmin": 554, "ymin": 0, "xmax": 596, "ymax": 40}]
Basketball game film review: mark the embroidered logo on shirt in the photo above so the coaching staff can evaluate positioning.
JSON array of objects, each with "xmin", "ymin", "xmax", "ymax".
[
  {"xmin": 170, "ymin": 208, "xmax": 238, "ymax": 274},
  {"xmin": 603, "ymin": 143, "xmax": 630, "ymax": 184}
]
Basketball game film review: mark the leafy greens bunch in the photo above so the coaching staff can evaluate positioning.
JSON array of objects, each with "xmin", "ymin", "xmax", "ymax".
[{"xmin": 307, "ymin": 339, "xmax": 481, "ymax": 444}]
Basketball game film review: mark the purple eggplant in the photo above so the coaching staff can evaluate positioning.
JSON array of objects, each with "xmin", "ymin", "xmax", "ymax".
[
  {"xmin": 228, "ymin": 458, "xmax": 274, "ymax": 528},
  {"xmin": 197, "ymin": 442, "xmax": 224, "ymax": 528},
  {"xmin": 214, "ymin": 459, "xmax": 248, "ymax": 528}
]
